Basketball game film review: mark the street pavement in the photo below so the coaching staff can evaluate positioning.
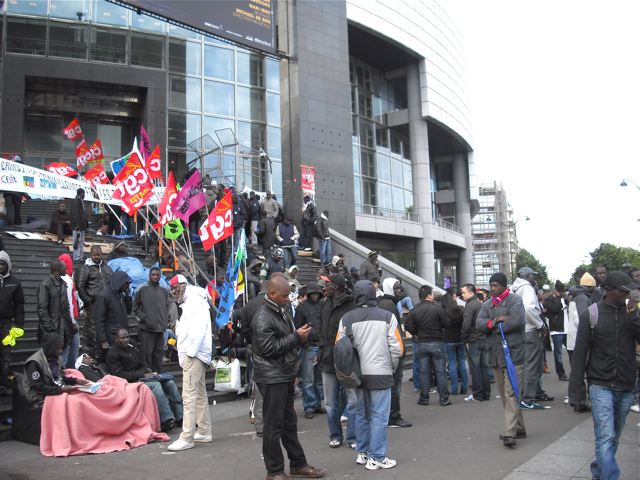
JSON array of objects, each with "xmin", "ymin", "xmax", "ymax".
[{"xmin": 4, "ymin": 370, "xmax": 637, "ymax": 480}]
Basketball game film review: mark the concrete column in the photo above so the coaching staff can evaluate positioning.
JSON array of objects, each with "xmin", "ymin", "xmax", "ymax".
[
  {"xmin": 453, "ymin": 153, "xmax": 474, "ymax": 283},
  {"xmin": 407, "ymin": 64, "xmax": 435, "ymax": 282}
]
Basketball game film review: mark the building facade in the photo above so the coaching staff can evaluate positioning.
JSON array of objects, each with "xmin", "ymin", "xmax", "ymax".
[{"xmin": 0, "ymin": 0, "xmax": 476, "ymax": 286}]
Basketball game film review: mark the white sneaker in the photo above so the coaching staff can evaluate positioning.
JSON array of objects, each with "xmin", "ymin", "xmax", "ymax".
[
  {"xmin": 464, "ymin": 395, "xmax": 478, "ymax": 403},
  {"xmin": 168, "ymin": 438, "xmax": 195, "ymax": 451},
  {"xmin": 194, "ymin": 432, "xmax": 213, "ymax": 443},
  {"xmin": 340, "ymin": 415, "xmax": 348, "ymax": 423},
  {"xmin": 356, "ymin": 452, "xmax": 368, "ymax": 465},
  {"xmin": 365, "ymin": 457, "xmax": 397, "ymax": 470},
  {"xmin": 631, "ymin": 405, "xmax": 640, "ymax": 413}
]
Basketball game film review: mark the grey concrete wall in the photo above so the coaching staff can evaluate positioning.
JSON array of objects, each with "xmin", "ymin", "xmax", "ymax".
[
  {"xmin": 278, "ymin": 0, "xmax": 355, "ymax": 238},
  {"xmin": 0, "ymin": 55, "xmax": 167, "ymax": 156}
]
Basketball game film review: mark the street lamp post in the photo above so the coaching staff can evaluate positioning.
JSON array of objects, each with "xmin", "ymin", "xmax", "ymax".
[{"xmin": 620, "ymin": 178, "xmax": 640, "ymax": 190}]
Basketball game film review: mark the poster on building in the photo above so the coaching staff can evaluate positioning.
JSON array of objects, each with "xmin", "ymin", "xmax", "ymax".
[{"xmin": 300, "ymin": 165, "xmax": 315, "ymax": 199}]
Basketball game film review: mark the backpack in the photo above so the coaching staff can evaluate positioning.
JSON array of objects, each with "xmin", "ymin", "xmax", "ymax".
[{"xmin": 333, "ymin": 323, "xmax": 362, "ymax": 389}]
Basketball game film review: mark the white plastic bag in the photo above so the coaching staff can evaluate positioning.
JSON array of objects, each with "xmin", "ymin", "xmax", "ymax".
[{"xmin": 214, "ymin": 358, "xmax": 241, "ymax": 392}]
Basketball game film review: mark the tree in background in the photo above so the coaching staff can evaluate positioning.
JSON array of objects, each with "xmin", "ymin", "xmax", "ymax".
[
  {"xmin": 570, "ymin": 243, "xmax": 640, "ymax": 284},
  {"xmin": 515, "ymin": 248, "xmax": 551, "ymax": 288}
]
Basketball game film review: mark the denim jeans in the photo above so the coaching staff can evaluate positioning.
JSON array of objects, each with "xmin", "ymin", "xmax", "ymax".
[
  {"xmin": 445, "ymin": 342, "xmax": 468, "ymax": 394},
  {"xmin": 322, "ymin": 371, "xmax": 356, "ymax": 443},
  {"xmin": 397, "ymin": 296, "xmax": 413, "ymax": 317},
  {"xmin": 412, "ymin": 340, "xmax": 421, "ymax": 390},
  {"xmin": 319, "ymin": 239, "xmax": 331, "ymax": 265},
  {"xmin": 355, "ymin": 387, "xmax": 391, "ymax": 461},
  {"xmin": 467, "ymin": 341, "xmax": 491, "ymax": 400},
  {"xmin": 589, "ymin": 384, "xmax": 635, "ymax": 480},
  {"xmin": 63, "ymin": 332, "xmax": 80, "ymax": 369},
  {"xmin": 146, "ymin": 380, "xmax": 184, "ymax": 423},
  {"xmin": 72, "ymin": 230, "xmax": 85, "ymax": 261},
  {"xmin": 301, "ymin": 346, "xmax": 323, "ymax": 412},
  {"xmin": 282, "ymin": 246, "xmax": 298, "ymax": 269},
  {"xmin": 550, "ymin": 334, "xmax": 566, "ymax": 377},
  {"xmin": 416, "ymin": 341, "xmax": 449, "ymax": 404}
]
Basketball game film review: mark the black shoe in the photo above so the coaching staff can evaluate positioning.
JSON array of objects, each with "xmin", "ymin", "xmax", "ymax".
[
  {"xmin": 256, "ymin": 431, "xmax": 263, "ymax": 437},
  {"xmin": 161, "ymin": 418, "xmax": 176, "ymax": 433},
  {"xmin": 388, "ymin": 417, "xmax": 412, "ymax": 428},
  {"xmin": 417, "ymin": 400, "xmax": 429, "ymax": 406},
  {"xmin": 502, "ymin": 435, "xmax": 516, "ymax": 447},
  {"xmin": 314, "ymin": 406, "xmax": 327, "ymax": 414},
  {"xmin": 459, "ymin": 389, "xmax": 467, "ymax": 395},
  {"xmin": 535, "ymin": 393, "xmax": 554, "ymax": 402},
  {"xmin": 558, "ymin": 374, "xmax": 569, "ymax": 381},
  {"xmin": 304, "ymin": 411, "xmax": 314, "ymax": 419},
  {"xmin": 515, "ymin": 430, "xmax": 527, "ymax": 439},
  {"xmin": 440, "ymin": 400, "xmax": 452, "ymax": 406}
]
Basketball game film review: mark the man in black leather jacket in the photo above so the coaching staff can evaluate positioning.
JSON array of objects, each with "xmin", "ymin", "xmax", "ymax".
[{"xmin": 251, "ymin": 275, "xmax": 326, "ymax": 480}]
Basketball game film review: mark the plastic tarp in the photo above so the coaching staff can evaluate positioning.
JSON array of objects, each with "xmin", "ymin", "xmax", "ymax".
[{"xmin": 107, "ymin": 257, "xmax": 169, "ymax": 297}]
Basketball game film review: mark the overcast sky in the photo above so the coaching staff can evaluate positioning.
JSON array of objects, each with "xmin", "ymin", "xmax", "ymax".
[{"xmin": 449, "ymin": 0, "xmax": 640, "ymax": 281}]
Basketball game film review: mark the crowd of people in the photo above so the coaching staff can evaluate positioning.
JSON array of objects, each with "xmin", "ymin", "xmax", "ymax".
[{"xmin": 0, "ymin": 185, "xmax": 639, "ymax": 480}]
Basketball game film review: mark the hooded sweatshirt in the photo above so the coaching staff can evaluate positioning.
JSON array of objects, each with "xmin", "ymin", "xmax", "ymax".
[
  {"xmin": 336, "ymin": 280, "xmax": 403, "ymax": 389},
  {"xmin": 0, "ymin": 250, "xmax": 25, "ymax": 326},
  {"xmin": 94, "ymin": 271, "xmax": 132, "ymax": 345},
  {"xmin": 175, "ymin": 285, "xmax": 212, "ymax": 367},
  {"xmin": 511, "ymin": 277, "xmax": 543, "ymax": 332}
]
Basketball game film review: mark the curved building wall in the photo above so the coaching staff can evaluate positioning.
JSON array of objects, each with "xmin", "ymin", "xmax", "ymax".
[{"xmin": 346, "ymin": 0, "xmax": 472, "ymax": 147}]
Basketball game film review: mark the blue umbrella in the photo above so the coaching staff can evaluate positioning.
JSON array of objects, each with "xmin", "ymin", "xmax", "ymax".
[{"xmin": 499, "ymin": 323, "xmax": 520, "ymax": 403}]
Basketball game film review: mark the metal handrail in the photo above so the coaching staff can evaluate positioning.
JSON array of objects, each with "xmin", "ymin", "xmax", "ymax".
[
  {"xmin": 355, "ymin": 204, "xmax": 420, "ymax": 222},
  {"xmin": 432, "ymin": 217, "xmax": 462, "ymax": 233}
]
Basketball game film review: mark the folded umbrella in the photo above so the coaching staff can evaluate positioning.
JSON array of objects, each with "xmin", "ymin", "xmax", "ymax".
[{"xmin": 499, "ymin": 323, "xmax": 520, "ymax": 403}]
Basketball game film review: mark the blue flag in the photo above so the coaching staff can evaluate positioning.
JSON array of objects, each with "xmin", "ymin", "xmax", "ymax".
[{"xmin": 214, "ymin": 248, "xmax": 243, "ymax": 328}]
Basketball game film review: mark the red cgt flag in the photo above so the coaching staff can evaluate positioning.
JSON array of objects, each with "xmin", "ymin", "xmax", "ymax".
[
  {"xmin": 84, "ymin": 163, "xmax": 110, "ymax": 186},
  {"xmin": 63, "ymin": 117, "xmax": 83, "ymax": 142},
  {"xmin": 158, "ymin": 171, "xmax": 178, "ymax": 225},
  {"xmin": 75, "ymin": 139, "xmax": 92, "ymax": 168},
  {"xmin": 146, "ymin": 145, "xmax": 162, "ymax": 181},
  {"xmin": 46, "ymin": 162, "xmax": 77, "ymax": 177},
  {"xmin": 88, "ymin": 139, "xmax": 104, "ymax": 165},
  {"xmin": 112, "ymin": 152, "xmax": 154, "ymax": 215},
  {"xmin": 199, "ymin": 190, "xmax": 233, "ymax": 251}
]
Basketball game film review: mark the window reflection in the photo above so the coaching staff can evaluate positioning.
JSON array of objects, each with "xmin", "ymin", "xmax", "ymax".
[
  {"xmin": 204, "ymin": 81, "xmax": 234, "ymax": 117},
  {"xmin": 204, "ymin": 45, "xmax": 234, "ymax": 81},
  {"xmin": 237, "ymin": 52, "xmax": 263, "ymax": 87},
  {"xmin": 7, "ymin": 0, "xmax": 48, "ymax": 16},
  {"xmin": 169, "ymin": 40, "xmax": 201, "ymax": 76},
  {"xmin": 93, "ymin": 0, "xmax": 129, "ymax": 26},
  {"xmin": 170, "ymin": 76, "xmax": 201, "ymax": 112},
  {"xmin": 237, "ymin": 86, "xmax": 265, "ymax": 121},
  {"xmin": 90, "ymin": 26, "xmax": 127, "ymax": 63},
  {"xmin": 50, "ymin": 0, "xmax": 88, "ymax": 21}
]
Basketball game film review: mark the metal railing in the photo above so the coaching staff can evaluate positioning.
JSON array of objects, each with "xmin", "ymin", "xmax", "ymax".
[
  {"xmin": 355, "ymin": 204, "xmax": 420, "ymax": 222},
  {"xmin": 432, "ymin": 217, "xmax": 462, "ymax": 233}
]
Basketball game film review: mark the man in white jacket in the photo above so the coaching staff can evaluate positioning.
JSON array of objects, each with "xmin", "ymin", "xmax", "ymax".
[
  {"xmin": 168, "ymin": 275, "xmax": 213, "ymax": 451},
  {"xmin": 512, "ymin": 267, "xmax": 547, "ymax": 410}
]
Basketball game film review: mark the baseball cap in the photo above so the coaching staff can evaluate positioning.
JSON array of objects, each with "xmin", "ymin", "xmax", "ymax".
[
  {"xmin": 320, "ymin": 274, "xmax": 346, "ymax": 290},
  {"xmin": 602, "ymin": 271, "xmax": 639, "ymax": 293},
  {"xmin": 518, "ymin": 267, "xmax": 538, "ymax": 276},
  {"xmin": 169, "ymin": 274, "xmax": 188, "ymax": 287},
  {"xmin": 368, "ymin": 250, "xmax": 379, "ymax": 257}
]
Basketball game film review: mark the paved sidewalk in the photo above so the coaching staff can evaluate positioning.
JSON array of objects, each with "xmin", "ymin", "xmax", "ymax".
[{"xmin": 504, "ymin": 414, "xmax": 639, "ymax": 480}]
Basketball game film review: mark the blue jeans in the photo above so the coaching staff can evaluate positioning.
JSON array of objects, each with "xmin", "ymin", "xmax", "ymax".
[
  {"xmin": 550, "ymin": 334, "xmax": 566, "ymax": 377},
  {"xmin": 282, "ymin": 246, "xmax": 298, "ymax": 269},
  {"xmin": 355, "ymin": 387, "xmax": 391, "ymax": 461},
  {"xmin": 397, "ymin": 296, "xmax": 413, "ymax": 317},
  {"xmin": 445, "ymin": 342, "xmax": 468, "ymax": 394},
  {"xmin": 319, "ymin": 239, "xmax": 331, "ymax": 265},
  {"xmin": 322, "ymin": 371, "xmax": 356, "ymax": 443},
  {"xmin": 301, "ymin": 346, "xmax": 323, "ymax": 412},
  {"xmin": 147, "ymin": 380, "xmax": 184, "ymax": 423},
  {"xmin": 589, "ymin": 384, "xmax": 635, "ymax": 480},
  {"xmin": 467, "ymin": 341, "xmax": 491, "ymax": 400},
  {"xmin": 412, "ymin": 341, "xmax": 421, "ymax": 390},
  {"xmin": 416, "ymin": 341, "xmax": 449, "ymax": 404},
  {"xmin": 62, "ymin": 332, "xmax": 80, "ymax": 369}
]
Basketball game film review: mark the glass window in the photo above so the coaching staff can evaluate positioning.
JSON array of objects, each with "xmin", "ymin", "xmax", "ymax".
[
  {"xmin": 237, "ymin": 52, "xmax": 263, "ymax": 87},
  {"xmin": 376, "ymin": 125, "xmax": 388, "ymax": 149},
  {"xmin": 168, "ymin": 111, "xmax": 201, "ymax": 148},
  {"xmin": 49, "ymin": 22, "xmax": 88, "ymax": 59},
  {"xmin": 169, "ymin": 39, "xmax": 201, "ymax": 76},
  {"xmin": 90, "ymin": 26, "xmax": 127, "ymax": 63},
  {"xmin": 362, "ymin": 178, "xmax": 376, "ymax": 207},
  {"xmin": 405, "ymin": 190, "xmax": 413, "ymax": 212},
  {"xmin": 24, "ymin": 116, "xmax": 60, "ymax": 152},
  {"xmin": 267, "ymin": 126, "xmax": 281, "ymax": 159},
  {"xmin": 7, "ymin": 0, "xmax": 47, "ymax": 16},
  {"xmin": 266, "ymin": 92, "xmax": 280, "ymax": 125},
  {"xmin": 353, "ymin": 176, "xmax": 361, "ymax": 205},
  {"xmin": 390, "ymin": 130, "xmax": 402, "ymax": 155},
  {"xmin": 392, "ymin": 186, "xmax": 404, "ymax": 212},
  {"xmin": 93, "ymin": 0, "xmax": 129, "ymax": 26},
  {"xmin": 204, "ymin": 81, "xmax": 234, "ymax": 116},
  {"xmin": 170, "ymin": 76, "xmax": 201, "ymax": 112},
  {"xmin": 131, "ymin": 31, "xmax": 164, "ymax": 68},
  {"xmin": 391, "ymin": 158, "xmax": 403, "ymax": 186},
  {"xmin": 131, "ymin": 12, "xmax": 164, "ymax": 33},
  {"xmin": 6, "ymin": 17, "xmax": 46, "ymax": 55},
  {"xmin": 403, "ymin": 163, "xmax": 412, "ymax": 190},
  {"xmin": 352, "ymin": 144, "xmax": 360, "ymax": 174},
  {"xmin": 266, "ymin": 58, "xmax": 280, "ymax": 92},
  {"xmin": 237, "ymin": 86, "xmax": 265, "ymax": 121},
  {"xmin": 97, "ymin": 123, "xmax": 127, "ymax": 158},
  {"xmin": 377, "ymin": 154, "xmax": 390, "ymax": 182},
  {"xmin": 378, "ymin": 183, "xmax": 392, "ymax": 211},
  {"xmin": 271, "ymin": 160, "xmax": 282, "ymax": 198},
  {"xmin": 204, "ymin": 116, "xmax": 235, "ymax": 147},
  {"xmin": 359, "ymin": 120, "xmax": 374, "ymax": 148},
  {"xmin": 237, "ymin": 121, "xmax": 265, "ymax": 153},
  {"xmin": 204, "ymin": 45, "xmax": 233, "ymax": 81},
  {"xmin": 50, "ymin": 0, "xmax": 88, "ymax": 21},
  {"xmin": 360, "ymin": 148, "xmax": 375, "ymax": 178},
  {"xmin": 358, "ymin": 92, "xmax": 372, "ymax": 118},
  {"xmin": 167, "ymin": 23, "xmax": 200, "ymax": 39}
]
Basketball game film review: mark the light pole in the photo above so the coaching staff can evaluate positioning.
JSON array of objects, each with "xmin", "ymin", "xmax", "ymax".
[{"xmin": 620, "ymin": 178, "xmax": 640, "ymax": 190}]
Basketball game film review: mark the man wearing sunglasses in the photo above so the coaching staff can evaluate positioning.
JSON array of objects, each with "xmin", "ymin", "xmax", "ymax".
[{"xmin": 569, "ymin": 271, "xmax": 640, "ymax": 480}]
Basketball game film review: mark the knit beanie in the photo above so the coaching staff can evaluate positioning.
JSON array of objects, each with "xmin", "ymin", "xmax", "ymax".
[
  {"xmin": 489, "ymin": 272, "xmax": 508, "ymax": 287},
  {"xmin": 579, "ymin": 272, "xmax": 596, "ymax": 287}
]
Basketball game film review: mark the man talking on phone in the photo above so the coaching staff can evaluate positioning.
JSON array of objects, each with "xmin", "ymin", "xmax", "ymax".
[{"xmin": 252, "ymin": 275, "xmax": 326, "ymax": 479}]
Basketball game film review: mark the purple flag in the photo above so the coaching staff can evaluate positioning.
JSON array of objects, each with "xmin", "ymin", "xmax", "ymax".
[
  {"xmin": 140, "ymin": 125, "xmax": 152, "ymax": 162},
  {"xmin": 171, "ymin": 170, "xmax": 206, "ymax": 222}
]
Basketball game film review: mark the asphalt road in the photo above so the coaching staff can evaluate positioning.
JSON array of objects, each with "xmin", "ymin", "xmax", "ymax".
[{"xmin": 0, "ymin": 369, "xmax": 591, "ymax": 480}]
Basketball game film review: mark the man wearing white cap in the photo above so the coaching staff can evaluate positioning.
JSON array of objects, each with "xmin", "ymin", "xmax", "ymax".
[{"xmin": 168, "ymin": 275, "xmax": 213, "ymax": 451}]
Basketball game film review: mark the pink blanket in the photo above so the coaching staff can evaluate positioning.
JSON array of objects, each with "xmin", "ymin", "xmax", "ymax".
[{"xmin": 40, "ymin": 371, "xmax": 169, "ymax": 457}]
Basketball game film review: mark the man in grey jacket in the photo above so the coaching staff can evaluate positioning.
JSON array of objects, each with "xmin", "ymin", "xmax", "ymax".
[
  {"xmin": 336, "ymin": 280, "xmax": 403, "ymax": 471},
  {"xmin": 477, "ymin": 272, "xmax": 526, "ymax": 448},
  {"xmin": 511, "ymin": 266, "xmax": 547, "ymax": 410},
  {"xmin": 134, "ymin": 267, "xmax": 171, "ymax": 372}
]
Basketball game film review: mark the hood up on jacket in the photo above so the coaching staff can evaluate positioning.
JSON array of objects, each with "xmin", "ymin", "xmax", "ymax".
[
  {"xmin": 58, "ymin": 253, "xmax": 73, "ymax": 276},
  {"xmin": 511, "ymin": 277, "xmax": 530, "ymax": 293},
  {"xmin": 353, "ymin": 280, "xmax": 378, "ymax": 307},
  {"xmin": 42, "ymin": 332, "xmax": 64, "ymax": 359},
  {"xmin": 109, "ymin": 271, "xmax": 131, "ymax": 292},
  {"xmin": 0, "ymin": 250, "xmax": 12, "ymax": 278},
  {"xmin": 181, "ymin": 284, "xmax": 208, "ymax": 305},
  {"xmin": 569, "ymin": 285, "xmax": 593, "ymax": 298},
  {"xmin": 382, "ymin": 278, "xmax": 398, "ymax": 297}
]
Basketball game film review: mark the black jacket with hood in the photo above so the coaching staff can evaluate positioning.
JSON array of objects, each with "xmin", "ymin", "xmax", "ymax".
[
  {"xmin": 293, "ymin": 284, "xmax": 323, "ymax": 346},
  {"xmin": 94, "ymin": 271, "xmax": 132, "ymax": 345},
  {"xmin": 317, "ymin": 291, "xmax": 356, "ymax": 373},
  {"xmin": 37, "ymin": 273, "xmax": 71, "ymax": 344},
  {"xmin": 0, "ymin": 251, "xmax": 25, "ymax": 327}
]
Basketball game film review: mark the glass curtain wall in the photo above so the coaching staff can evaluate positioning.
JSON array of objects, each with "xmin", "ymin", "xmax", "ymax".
[
  {"xmin": 2, "ymin": 0, "xmax": 282, "ymax": 196},
  {"xmin": 350, "ymin": 58, "xmax": 414, "ymax": 221}
]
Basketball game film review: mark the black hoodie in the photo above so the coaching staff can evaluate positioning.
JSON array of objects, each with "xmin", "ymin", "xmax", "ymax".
[
  {"xmin": 94, "ymin": 271, "xmax": 132, "ymax": 345},
  {"xmin": 0, "ymin": 251, "xmax": 25, "ymax": 326}
]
